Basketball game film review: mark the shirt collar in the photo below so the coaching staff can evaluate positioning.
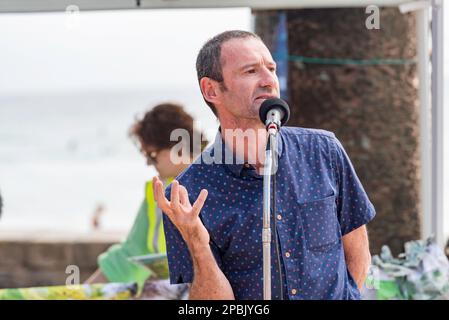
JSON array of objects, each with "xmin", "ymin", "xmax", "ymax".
[{"xmin": 211, "ymin": 126, "xmax": 284, "ymax": 178}]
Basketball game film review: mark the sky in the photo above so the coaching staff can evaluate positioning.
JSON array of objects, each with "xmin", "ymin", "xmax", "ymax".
[{"xmin": 0, "ymin": 8, "xmax": 252, "ymax": 95}]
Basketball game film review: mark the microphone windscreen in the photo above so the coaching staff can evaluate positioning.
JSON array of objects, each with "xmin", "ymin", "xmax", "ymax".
[{"xmin": 259, "ymin": 98, "xmax": 290, "ymax": 126}]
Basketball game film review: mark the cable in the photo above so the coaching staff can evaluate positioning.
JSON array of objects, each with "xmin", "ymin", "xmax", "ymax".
[
  {"xmin": 288, "ymin": 54, "xmax": 416, "ymax": 66},
  {"xmin": 271, "ymin": 134, "xmax": 284, "ymax": 300}
]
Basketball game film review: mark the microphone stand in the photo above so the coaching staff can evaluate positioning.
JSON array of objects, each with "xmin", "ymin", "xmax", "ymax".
[
  {"xmin": 262, "ymin": 124, "xmax": 279, "ymax": 300},
  {"xmin": 259, "ymin": 97, "xmax": 290, "ymax": 300}
]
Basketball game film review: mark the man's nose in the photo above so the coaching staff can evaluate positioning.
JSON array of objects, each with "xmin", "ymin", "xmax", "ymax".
[{"xmin": 259, "ymin": 66, "xmax": 278, "ymax": 89}]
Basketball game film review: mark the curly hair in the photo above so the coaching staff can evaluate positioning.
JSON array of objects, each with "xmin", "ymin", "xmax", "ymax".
[{"xmin": 129, "ymin": 102, "xmax": 208, "ymax": 157}]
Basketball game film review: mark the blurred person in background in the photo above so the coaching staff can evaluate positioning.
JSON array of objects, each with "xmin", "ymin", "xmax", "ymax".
[{"xmin": 85, "ymin": 103, "xmax": 208, "ymax": 297}]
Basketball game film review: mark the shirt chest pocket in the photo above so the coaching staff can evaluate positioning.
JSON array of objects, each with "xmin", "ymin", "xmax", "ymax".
[{"xmin": 298, "ymin": 195, "xmax": 340, "ymax": 251}]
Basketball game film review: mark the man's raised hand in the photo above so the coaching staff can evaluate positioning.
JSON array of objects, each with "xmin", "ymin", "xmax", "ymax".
[{"xmin": 152, "ymin": 176, "xmax": 210, "ymax": 248}]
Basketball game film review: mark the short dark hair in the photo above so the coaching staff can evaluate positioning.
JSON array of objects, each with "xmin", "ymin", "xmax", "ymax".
[
  {"xmin": 196, "ymin": 30, "xmax": 261, "ymax": 116},
  {"xmin": 129, "ymin": 102, "xmax": 207, "ymax": 157}
]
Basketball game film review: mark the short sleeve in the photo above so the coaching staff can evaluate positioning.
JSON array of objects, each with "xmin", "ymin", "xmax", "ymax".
[
  {"xmin": 162, "ymin": 186, "xmax": 224, "ymax": 285},
  {"xmin": 331, "ymin": 136, "xmax": 376, "ymax": 235}
]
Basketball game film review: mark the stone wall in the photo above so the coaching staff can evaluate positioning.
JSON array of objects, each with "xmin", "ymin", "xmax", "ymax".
[{"xmin": 0, "ymin": 231, "xmax": 123, "ymax": 288}]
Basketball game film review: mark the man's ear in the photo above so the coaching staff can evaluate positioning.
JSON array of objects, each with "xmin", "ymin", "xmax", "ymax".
[{"xmin": 200, "ymin": 77, "xmax": 220, "ymax": 106}]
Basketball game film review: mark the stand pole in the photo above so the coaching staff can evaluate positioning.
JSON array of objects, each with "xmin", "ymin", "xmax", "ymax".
[{"xmin": 262, "ymin": 131, "xmax": 277, "ymax": 300}]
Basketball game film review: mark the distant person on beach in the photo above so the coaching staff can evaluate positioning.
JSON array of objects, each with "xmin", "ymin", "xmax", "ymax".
[
  {"xmin": 154, "ymin": 30, "xmax": 375, "ymax": 300},
  {"xmin": 90, "ymin": 203, "xmax": 106, "ymax": 231},
  {"xmin": 85, "ymin": 103, "xmax": 208, "ymax": 297}
]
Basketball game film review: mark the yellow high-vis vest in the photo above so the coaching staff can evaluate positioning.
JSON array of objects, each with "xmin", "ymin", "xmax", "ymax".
[{"xmin": 145, "ymin": 178, "xmax": 173, "ymax": 253}]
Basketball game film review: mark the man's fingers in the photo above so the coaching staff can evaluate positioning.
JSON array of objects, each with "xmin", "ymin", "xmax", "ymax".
[
  {"xmin": 163, "ymin": 179, "xmax": 206, "ymax": 219},
  {"xmin": 152, "ymin": 176, "xmax": 158, "ymax": 200},
  {"xmin": 192, "ymin": 189, "xmax": 208, "ymax": 216},
  {"xmin": 153, "ymin": 177, "xmax": 173, "ymax": 216},
  {"xmin": 170, "ymin": 180, "xmax": 181, "ymax": 212},
  {"xmin": 179, "ymin": 185, "xmax": 189, "ymax": 206}
]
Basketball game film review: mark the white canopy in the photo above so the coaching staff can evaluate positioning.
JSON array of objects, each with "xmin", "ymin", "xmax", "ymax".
[{"xmin": 0, "ymin": 0, "xmax": 412, "ymax": 13}]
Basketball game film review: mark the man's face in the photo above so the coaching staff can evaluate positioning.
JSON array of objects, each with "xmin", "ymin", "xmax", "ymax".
[{"xmin": 217, "ymin": 37, "xmax": 280, "ymax": 120}]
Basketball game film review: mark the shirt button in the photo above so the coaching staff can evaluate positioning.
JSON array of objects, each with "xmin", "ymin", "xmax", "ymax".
[
  {"xmin": 277, "ymin": 214, "xmax": 282, "ymax": 220},
  {"xmin": 291, "ymin": 289, "xmax": 297, "ymax": 295},
  {"xmin": 285, "ymin": 252, "xmax": 290, "ymax": 258}
]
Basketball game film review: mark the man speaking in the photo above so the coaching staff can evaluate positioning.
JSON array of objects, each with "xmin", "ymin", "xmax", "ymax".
[{"xmin": 153, "ymin": 30, "xmax": 375, "ymax": 300}]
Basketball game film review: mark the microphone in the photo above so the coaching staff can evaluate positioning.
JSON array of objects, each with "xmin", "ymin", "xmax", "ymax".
[{"xmin": 258, "ymin": 98, "xmax": 290, "ymax": 131}]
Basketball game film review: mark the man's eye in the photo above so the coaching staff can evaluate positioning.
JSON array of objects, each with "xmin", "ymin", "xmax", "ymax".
[{"xmin": 246, "ymin": 69, "xmax": 256, "ymax": 74}]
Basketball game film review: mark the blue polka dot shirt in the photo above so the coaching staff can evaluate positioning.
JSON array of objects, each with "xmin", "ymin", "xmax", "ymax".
[{"xmin": 163, "ymin": 127, "xmax": 376, "ymax": 300}]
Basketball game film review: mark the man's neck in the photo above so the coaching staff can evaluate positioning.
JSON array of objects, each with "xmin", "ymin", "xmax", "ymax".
[{"xmin": 219, "ymin": 117, "xmax": 268, "ymax": 173}]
